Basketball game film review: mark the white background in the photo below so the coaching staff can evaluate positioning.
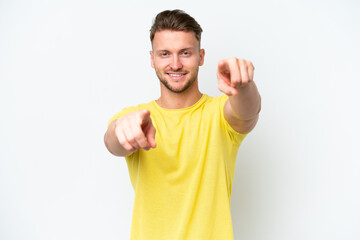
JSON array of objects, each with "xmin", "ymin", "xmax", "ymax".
[{"xmin": 1, "ymin": 0, "xmax": 360, "ymax": 239}]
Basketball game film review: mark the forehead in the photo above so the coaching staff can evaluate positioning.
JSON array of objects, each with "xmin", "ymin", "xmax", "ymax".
[{"xmin": 152, "ymin": 30, "xmax": 199, "ymax": 51}]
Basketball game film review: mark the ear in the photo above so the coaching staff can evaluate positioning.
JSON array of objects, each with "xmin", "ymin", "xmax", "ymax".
[
  {"xmin": 150, "ymin": 51, "xmax": 155, "ymax": 68},
  {"xmin": 199, "ymin": 48, "xmax": 205, "ymax": 66}
]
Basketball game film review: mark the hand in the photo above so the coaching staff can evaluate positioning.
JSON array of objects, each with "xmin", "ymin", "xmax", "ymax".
[
  {"xmin": 114, "ymin": 110, "xmax": 157, "ymax": 152},
  {"xmin": 217, "ymin": 57, "xmax": 255, "ymax": 96}
]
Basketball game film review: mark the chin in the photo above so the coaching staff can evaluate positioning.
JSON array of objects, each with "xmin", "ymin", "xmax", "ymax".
[
  {"xmin": 157, "ymin": 70, "xmax": 197, "ymax": 93},
  {"xmin": 167, "ymin": 80, "xmax": 194, "ymax": 93}
]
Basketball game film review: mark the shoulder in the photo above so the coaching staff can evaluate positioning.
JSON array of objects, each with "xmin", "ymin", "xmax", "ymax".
[
  {"xmin": 204, "ymin": 94, "xmax": 249, "ymax": 142},
  {"xmin": 203, "ymin": 94, "xmax": 228, "ymax": 104},
  {"xmin": 202, "ymin": 94, "xmax": 229, "ymax": 113}
]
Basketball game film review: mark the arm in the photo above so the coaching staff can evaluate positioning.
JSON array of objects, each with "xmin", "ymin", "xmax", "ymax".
[
  {"xmin": 217, "ymin": 58, "xmax": 261, "ymax": 133},
  {"xmin": 104, "ymin": 110, "xmax": 157, "ymax": 157}
]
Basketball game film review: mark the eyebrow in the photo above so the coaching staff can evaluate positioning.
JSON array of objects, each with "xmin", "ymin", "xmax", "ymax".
[{"xmin": 155, "ymin": 47, "xmax": 195, "ymax": 53}]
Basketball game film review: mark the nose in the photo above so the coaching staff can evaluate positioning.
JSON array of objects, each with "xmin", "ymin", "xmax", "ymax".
[{"xmin": 169, "ymin": 56, "xmax": 183, "ymax": 71}]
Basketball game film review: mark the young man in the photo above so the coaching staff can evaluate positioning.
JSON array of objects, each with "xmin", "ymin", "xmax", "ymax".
[{"xmin": 104, "ymin": 9, "xmax": 261, "ymax": 240}]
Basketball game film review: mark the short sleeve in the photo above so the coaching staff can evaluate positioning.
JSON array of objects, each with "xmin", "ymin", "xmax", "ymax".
[{"xmin": 217, "ymin": 95, "xmax": 248, "ymax": 145}]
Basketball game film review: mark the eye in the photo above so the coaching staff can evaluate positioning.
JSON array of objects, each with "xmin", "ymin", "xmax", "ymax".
[
  {"xmin": 160, "ymin": 52, "xmax": 169, "ymax": 57},
  {"xmin": 181, "ymin": 51, "xmax": 192, "ymax": 57}
]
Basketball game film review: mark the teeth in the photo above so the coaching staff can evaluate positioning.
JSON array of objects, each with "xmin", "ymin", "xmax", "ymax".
[{"xmin": 169, "ymin": 74, "xmax": 183, "ymax": 77}]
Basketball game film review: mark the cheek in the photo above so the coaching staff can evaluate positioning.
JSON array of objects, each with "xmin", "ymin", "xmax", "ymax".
[
  {"xmin": 186, "ymin": 58, "xmax": 201, "ymax": 69},
  {"xmin": 154, "ymin": 58, "xmax": 170, "ymax": 68}
]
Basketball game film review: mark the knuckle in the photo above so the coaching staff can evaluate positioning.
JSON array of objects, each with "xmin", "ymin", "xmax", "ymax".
[
  {"xmin": 115, "ymin": 118, "xmax": 124, "ymax": 130},
  {"xmin": 138, "ymin": 136, "xmax": 146, "ymax": 144},
  {"xmin": 232, "ymin": 78, "xmax": 240, "ymax": 84},
  {"xmin": 142, "ymin": 143, "xmax": 150, "ymax": 149},
  {"xmin": 124, "ymin": 145, "xmax": 134, "ymax": 151},
  {"xmin": 229, "ymin": 57, "xmax": 237, "ymax": 65},
  {"xmin": 127, "ymin": 137, "xmax": 136, "ymax": 145},
  {"xmin": 114, "ymin": 125, "xmax": 122, "ymax": 135},
  {"xmin": 247, "ymin": 60, "xmax": 255, "ymax": 69},
  {"xmin": 128, "ymin": 112, "xmax": 141, "ymax": 124},
  {"xmin": 118, "ymin": 138, "xmax": 126, "ymax": 145},
  {"xmin": 134, "ymin": 131, "xmax": 143, "ymax": 140}
]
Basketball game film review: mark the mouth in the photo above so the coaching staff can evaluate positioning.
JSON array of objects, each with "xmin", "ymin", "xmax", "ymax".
[{"xmin": 167, "ymin": 72, "xmax": 187, "ymax": 80}]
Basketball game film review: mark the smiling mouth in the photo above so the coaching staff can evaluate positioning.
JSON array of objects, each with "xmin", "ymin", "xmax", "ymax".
[
  {"xmin": 166, "ymin": 72, "xmax": 188, "ymax": 81},
  {"xmin": 169, "ymin": 74, "xmax": 183, "ymax": 77},
  {"xmin": 167, "ymin": 73, "xmax": 187, "ymax": 77}
]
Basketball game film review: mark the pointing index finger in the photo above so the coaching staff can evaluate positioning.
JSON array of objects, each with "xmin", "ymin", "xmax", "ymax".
[
  {"xmin": 218, "ymin": 60, "xmax": 229, "ymax": 73},
  {"xmin": 140, "ymin": 109, "xmax": 150, "ymax": 118}
]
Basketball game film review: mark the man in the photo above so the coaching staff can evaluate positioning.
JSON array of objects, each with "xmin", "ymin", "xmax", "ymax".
[{"xmin": 104, "ymin": 9, "xmax": 261, "ymax": 240}]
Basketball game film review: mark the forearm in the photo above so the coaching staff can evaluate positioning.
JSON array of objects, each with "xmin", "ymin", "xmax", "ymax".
[
  {"xmin": 229, "ymin": 81, "xmax": 261, "ymax": 120},
  {"xmin": 104, "ymin": 120, "xmax": 132, "ymax": 157}
]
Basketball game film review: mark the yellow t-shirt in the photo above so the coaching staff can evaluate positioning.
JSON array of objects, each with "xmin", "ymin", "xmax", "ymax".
[{"xmin": 108, "ymin": 94, "xmax": 248, "ymax": 240}]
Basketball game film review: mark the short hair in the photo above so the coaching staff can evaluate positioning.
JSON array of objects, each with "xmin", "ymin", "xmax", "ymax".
[{"xmin": 150, "ymin": 9, "xmax": 203, "ymax": 43}]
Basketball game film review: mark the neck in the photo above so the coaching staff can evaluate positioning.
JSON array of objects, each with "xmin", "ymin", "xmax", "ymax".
[{"xmin": 156, "ymin": 81, "xmax": 202, "ymax": 109}]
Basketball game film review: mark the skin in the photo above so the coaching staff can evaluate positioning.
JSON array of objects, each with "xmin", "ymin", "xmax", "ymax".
[
  {"xmin": 150, "ymin": 30, "xmax": 205, "ymax": 109},
  {"xmin": 104, "ymin": 30, "xmax": 261, "ymax": 157}
]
